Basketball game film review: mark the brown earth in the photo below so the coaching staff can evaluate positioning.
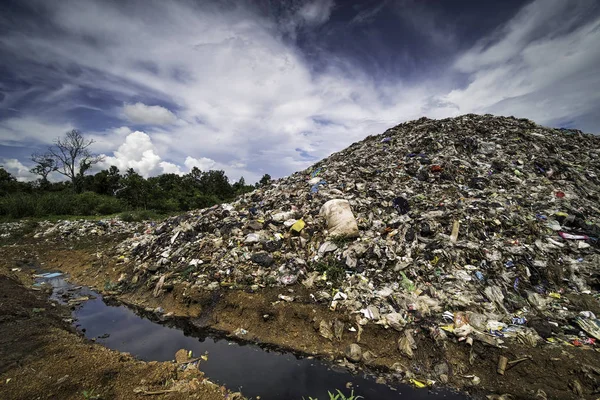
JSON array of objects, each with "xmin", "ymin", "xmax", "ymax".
[{"xmin": 2, "ymin": 235, "xmax": 600, "ymax": 400}]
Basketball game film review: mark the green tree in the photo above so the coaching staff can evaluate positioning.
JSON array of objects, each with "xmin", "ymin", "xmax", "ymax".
[
  {"xmin": 117, "ymin": 168, "xmax": 150, "ymax": 209},
  {"xmin": 233, "ymin": 176, "xmax": 254, "ymax": 195},
  {"xmin": 0, "ymin": 167, "xmax": 18, "ymax": 195},
  {"xmin": 90, "ymin": 166, "xmax": 121, "ymax": 195},
  {"xmin": 258, "ymin": 173, "xmax": 272, "ymax": 187},
  {"xmin": 30, "ymin": 153, "xmax": 56, "ymax": 188},
  {"xmin": 147, "ymin": 173, "xmax": 184, "ymax": 211},
  {"xmin": 198, "ymin": 170, "xmax": 234, "ymax": 199}
]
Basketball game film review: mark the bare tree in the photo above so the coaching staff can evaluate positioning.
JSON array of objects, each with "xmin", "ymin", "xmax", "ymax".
[
  {"xmin": 46, "ymin": 129, "xmax": 104, "ymax": 192},
  {"xmin": 30, "ymin": 153, "xmax": 56, "ymax": 185}
]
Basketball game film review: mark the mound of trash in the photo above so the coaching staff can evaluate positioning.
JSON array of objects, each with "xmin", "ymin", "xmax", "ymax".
[
  {"xmin": 36, "ymin": 219, "xmax": 147, "ymax": 239},
  {"xmin": 120, "ymin": 114, "xmax": 600, "ymax": 349},
  {"xmin": 0, "ymin": 219, "xmax": 146, "ymax": 241}
]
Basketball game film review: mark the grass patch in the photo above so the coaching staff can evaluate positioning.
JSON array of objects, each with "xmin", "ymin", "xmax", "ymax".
[
  {"xmin": 181, "ymin": 265, "xmax": 196, "ymax": 280},
  {"xmin": 330, "ymin": 235, "xmax": 355, "ymax": 247},
  {"xmin": 304, "ymin": 389, "xmax": 364, "ymax": 400},
  {"xmin": 314, "ymin": 256, "xmax": 346, "ymax": 285},
  {"xmin": 118, "ymin": 210, "xmax": 163, "ymax": 222}
]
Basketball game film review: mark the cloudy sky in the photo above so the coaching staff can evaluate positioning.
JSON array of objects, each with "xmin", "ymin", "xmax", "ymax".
[{"xmin": 1, "ymin": 0, "xmax": 599, "ymax": 183}]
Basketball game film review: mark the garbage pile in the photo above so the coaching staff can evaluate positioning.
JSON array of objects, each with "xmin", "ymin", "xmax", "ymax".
[
  {"xmin": 119, "ymin": 114, "xmax": 600, "ymax": 352},
  {"xmin": 32, "ymin": 219, "xmax": 147, "ymax": 240},
  {"xmin": 0, "ymin": 221, "xmax": 28, "ymax": 239}
]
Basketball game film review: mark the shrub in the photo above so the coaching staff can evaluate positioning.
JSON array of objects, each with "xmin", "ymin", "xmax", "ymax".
[
  {"xmin": 118, "ymin": 210, "xmax": 157, "ymax": 222},
  {"xmin": 135, "ymin": 210, "xmax": 154, "ymax": 221},
  {"xmin": 0, "ymin": 192, "xmax": 126, "ymax": 218},
  {"xmin": 192, "ymin": 194, "xmax": 221, "ymax": 209},
  {"xmin": 96, "ymin": 197, "xmax": 125, "ymax": 215},
  {"xmin": 119, "ymin": 211, "xmax": 136, "ymax": 222},
  {"xmin": 0, "ymin": 193, "xmax": 41, "ymax": 218},
  {"xmin": 152, "ymin": 198, "xmax": 179, "ymax": 213},
  {"xmin": 38, "ymin": 192, "xmax": 76, "ymax": 216},
  {"xmin": 74, "ymin": 192, "xmax": 103, "ymax": 215}
]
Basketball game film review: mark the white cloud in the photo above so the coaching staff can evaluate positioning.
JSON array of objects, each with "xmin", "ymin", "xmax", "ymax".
[
  {"xmin": 0, "ymin": 117, "xmax": 74, "ymax": 147},
  {"xmin": 0, "ymin": 158, "xmax": 37, "ymax": 182},
  {"xmin": 101, "ymin": 131, "xmax": 162, "ymax": 177},
  {"xmin": 444, "ymin": 0, "xmax": 600, "ymax": 126},
  {"xmin": 0, "ymin": 0, "xmax": 598, "ymax": 186},
  {"xmin": 123, "ymin": 103, "xmax": 177, "ymax": 125},
  {"xmin": 159, "ymin": 161, "xmax": 183, "ymax": 175},
  {"xmin": 114, "ymin": 126, "xmax": 132, "ymax": 135},
  {"xmin": 100, "ymin": 131, "xmax": 224, "ymax": 179},
  {"xmin": 297, "ymin": 0, "xmax": 335, "ymax": 26},
  {"xmin": 184, "ymin": 156, "xmax": 216, "ymax": 171}
]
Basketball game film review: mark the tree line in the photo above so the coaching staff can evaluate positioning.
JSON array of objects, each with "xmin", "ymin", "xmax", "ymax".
[{"xmin": 0, "ymin": 129, "xmax": 272, "ymax": 219}]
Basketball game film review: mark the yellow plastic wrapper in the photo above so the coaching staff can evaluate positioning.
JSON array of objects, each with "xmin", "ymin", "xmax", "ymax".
[
  {"xmin": 410, "ymin": 379, "xmax": 427, "ymax": 388},
  {"xmin": 290, "ymin": 219, "xmax": 305, "ymax": 233}
]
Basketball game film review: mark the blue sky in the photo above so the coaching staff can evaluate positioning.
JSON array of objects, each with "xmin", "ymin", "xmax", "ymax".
[{"xmin": 1, "ymin": 0, "xmax": 599, "ymax": 183}]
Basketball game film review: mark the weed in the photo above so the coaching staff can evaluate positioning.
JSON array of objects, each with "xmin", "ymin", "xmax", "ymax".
[
  {"xmin": 181, "ymin": 265, "xmax": 196, "ymax": 280},
  {"xmin": 82, "ymin": 389, "xmax": 100, "ymax": 399},
  {"xmin": 303, "ymin": 389, "xmax": 364, "ymax": 400},
  {"xmin": 314, "ymin": 256, "xmax": 346, "ymax": 285},
  {"xmin": 400, "ymin": 271, "xmax": 415, "ymax": 292},
  {"xmin": 330, "ymin": 235, "xmax": 354, "ymax": 247}
]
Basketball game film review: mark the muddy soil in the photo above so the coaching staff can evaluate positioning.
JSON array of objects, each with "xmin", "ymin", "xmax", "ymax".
[
  {"xmin": 0, "ymin": 254, "xmax": 238, "ymax": 399},
  {"xmin": 3, "ymin": 236, "xmax": 600, "ymax": 399}
]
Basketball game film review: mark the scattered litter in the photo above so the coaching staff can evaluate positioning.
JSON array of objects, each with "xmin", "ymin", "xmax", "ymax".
[{"xmin": 35, "ymin": 272, "xmax": 63, "ymax": 279}]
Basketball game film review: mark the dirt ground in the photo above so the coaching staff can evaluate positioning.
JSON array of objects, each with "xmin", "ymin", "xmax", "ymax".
[{"xmin": 2, "ymin": 234, "xmax": 600, "ymax": 400}]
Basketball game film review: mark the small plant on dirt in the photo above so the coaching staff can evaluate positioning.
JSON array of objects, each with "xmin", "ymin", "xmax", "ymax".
[
  {"xmin": 181, "ymin": 265, "xmax": 196, "ymax": 280},
  {"xmin": 303, "ymin": 389, "xmax": 364, "ymax": 400},
  {"xmin": 328, "ymin": 389, "xmax": 363, "ymax": 400},
  {"xmin": 82, "ymin": 388, "xmax": 100, "ymax": 399},
  {"xmin": 330, "ymin": 235, "xmax": 353, "ymax": 247},
  {"xmin": 400, "ymin": 271, "xmax": 415, "ymax": 292},
  {"xmin": 314, "ymin": 256, "xmax": 346, "ymax": 285}
]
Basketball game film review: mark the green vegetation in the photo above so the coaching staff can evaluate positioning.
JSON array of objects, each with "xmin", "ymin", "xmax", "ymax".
[
  {"xmin": 82, "ymin": 389, "xmax": 100, "ymax": 399},
  {"xmin": 304, "ymin": 389, "xmax": 364, "ymax": 400},
  {"xmin": 330, "ymin": 235, "xmax": 354, "ymax": 247},
  {"xmin": 0, "ymin": 130, "xmax": 272, "ymax": 220},
  {"xmin": 314, "ymin": 256, "xmax": 346, "ymax": 285}
]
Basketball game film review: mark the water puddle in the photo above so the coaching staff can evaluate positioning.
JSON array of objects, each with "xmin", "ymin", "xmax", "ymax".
[{"xmin": 36, "ymin": 273, "xmax": 469, "ymax": 400}]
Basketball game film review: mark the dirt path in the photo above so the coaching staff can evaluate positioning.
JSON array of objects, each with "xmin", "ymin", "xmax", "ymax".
[
  {"xmin": 0, "ymin": 253, "xmax": 240, "ymax": 399},
  {"xmin": 2, "ymin": 237, "xmax": 600, "ymax": 399}
]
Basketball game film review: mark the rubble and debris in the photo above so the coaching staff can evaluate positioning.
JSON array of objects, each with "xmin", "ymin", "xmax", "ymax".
[
  {"xmin": 497, "ymin": 356, "xmax": 508, "ymax": 375},
  {"xmin": 345, "ymin": 343, "xmax": 362, "ymax": 362},
  {"xmin": 0, "ymin": 218, "xmax": 146, "ymax": 241}
]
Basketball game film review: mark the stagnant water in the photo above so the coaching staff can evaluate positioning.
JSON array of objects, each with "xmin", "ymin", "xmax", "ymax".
[{"xmin": 38, "ymin": 273, "xmax": 469, "ymax": 400}]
